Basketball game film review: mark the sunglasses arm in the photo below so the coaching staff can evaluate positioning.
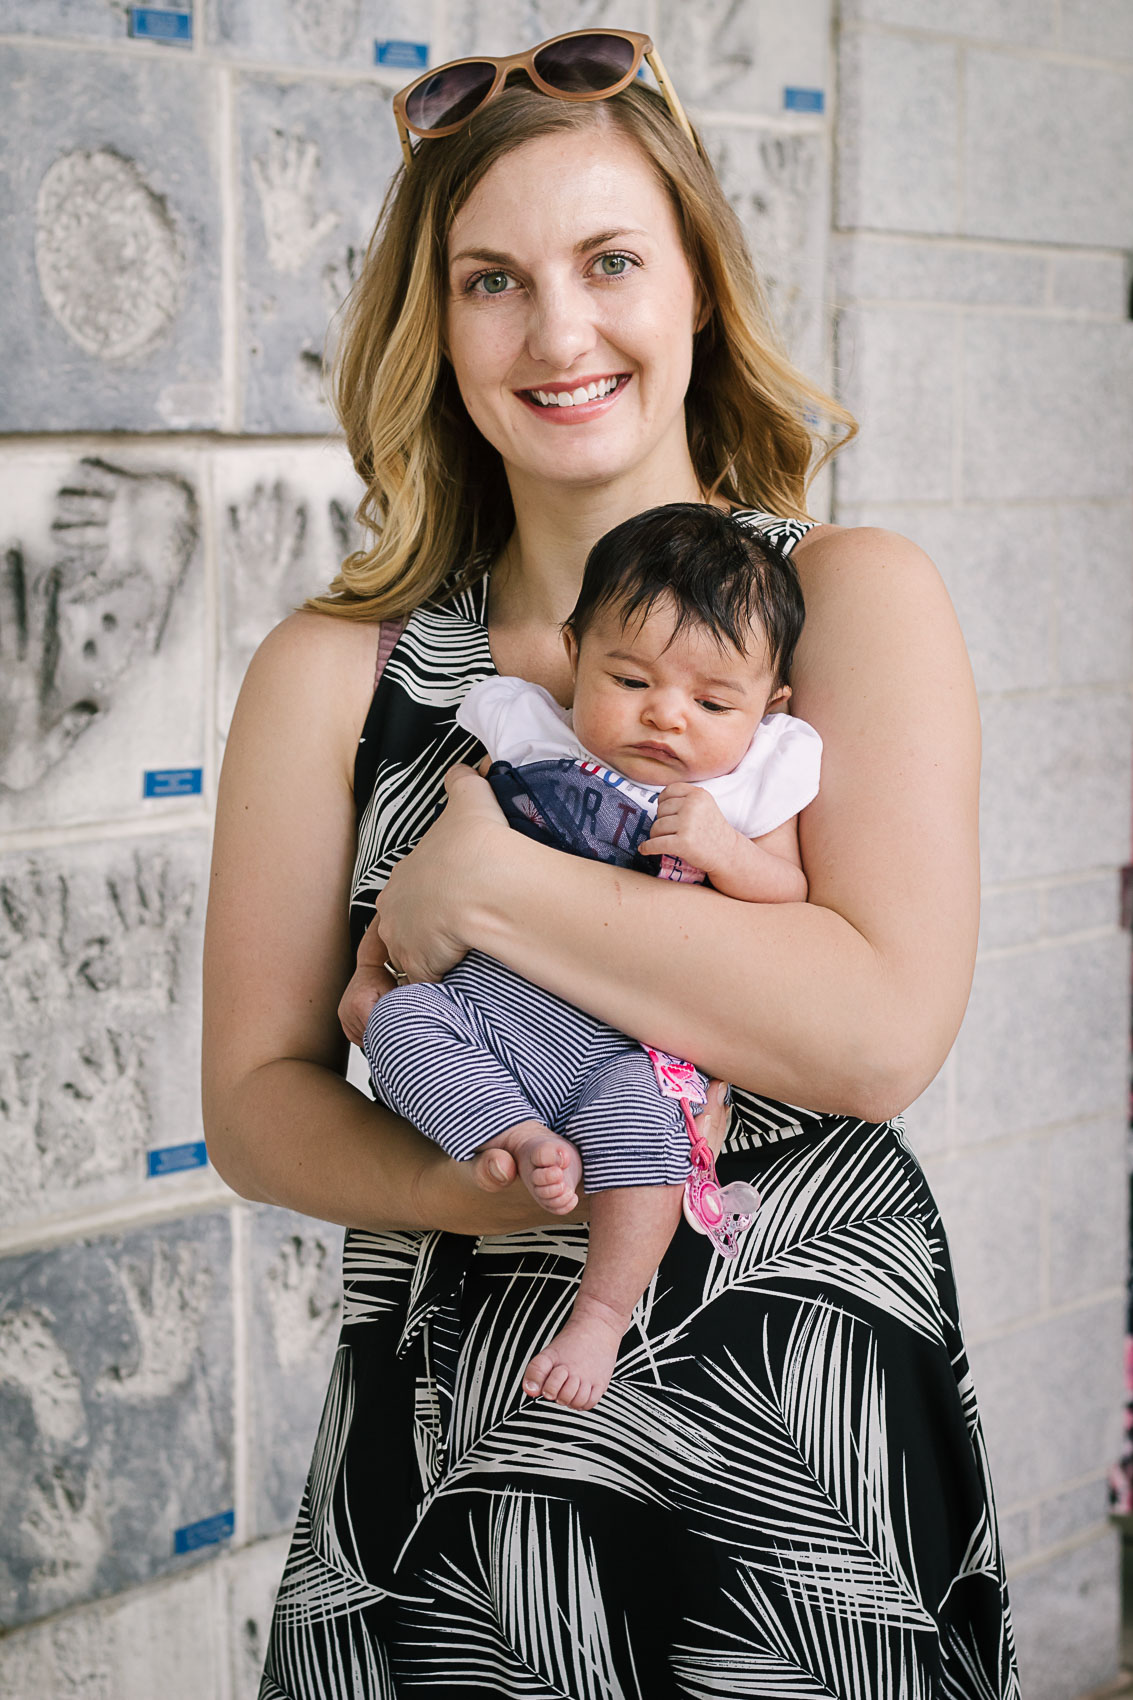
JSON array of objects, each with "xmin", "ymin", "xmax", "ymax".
[
  {"xmin": 644, "ymin": 48, "xmax": 698, "ymax": 151},
  {"xmin": 395, "ymin": 111, "xmax": 415, "ymax": 168}
]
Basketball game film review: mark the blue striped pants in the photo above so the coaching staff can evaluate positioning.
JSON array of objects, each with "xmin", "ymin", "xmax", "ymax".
[{"xmin": 362, "ymin": 950, "xmax": 699, "ymax": 1191}]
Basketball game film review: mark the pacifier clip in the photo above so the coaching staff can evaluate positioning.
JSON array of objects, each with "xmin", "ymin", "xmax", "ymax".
[{"xmin": 643, "ymin": 1048, "xmax": 761, "ymax": 1259}]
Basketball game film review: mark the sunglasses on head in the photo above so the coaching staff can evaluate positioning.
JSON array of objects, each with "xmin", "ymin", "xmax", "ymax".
[{"xmin": 392, "ymin": 29, "xmax": 696, "ymax": 167}]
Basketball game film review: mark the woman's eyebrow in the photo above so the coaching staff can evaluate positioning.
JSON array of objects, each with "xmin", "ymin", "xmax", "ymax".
[{"xmin": 450, "ymin": 228, "xmax": 650, "ymax": 268}]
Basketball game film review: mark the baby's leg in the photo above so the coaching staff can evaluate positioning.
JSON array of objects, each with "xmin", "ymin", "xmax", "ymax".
[
  {"xmin": 363, "ymin": 979, "xmax": 582, "ymax": 1212},
  {"xmin": 523, "ymin": 1047, "xmax": 701, "ymax": 1410}
]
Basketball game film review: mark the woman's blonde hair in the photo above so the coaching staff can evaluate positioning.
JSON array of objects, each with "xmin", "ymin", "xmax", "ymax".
[{"xmin": 307, "ymin": 82, "xmax": 855, "ymax": 621}]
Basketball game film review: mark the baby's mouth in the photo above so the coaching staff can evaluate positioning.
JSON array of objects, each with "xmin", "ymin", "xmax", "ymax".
[{"xmin": 519, "ymin": 375, "xmax": 629, "ymax": 408}]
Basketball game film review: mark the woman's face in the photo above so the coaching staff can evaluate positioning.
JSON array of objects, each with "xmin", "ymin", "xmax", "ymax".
[{"xmin": 444, "ymin": 125, "xmax": 702, "ymax": 500}]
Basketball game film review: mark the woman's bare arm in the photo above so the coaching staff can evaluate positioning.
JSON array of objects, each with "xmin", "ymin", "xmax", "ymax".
[{"xmin": 376, "ymin": 529, "xmax": 980, "ymax": 1122}]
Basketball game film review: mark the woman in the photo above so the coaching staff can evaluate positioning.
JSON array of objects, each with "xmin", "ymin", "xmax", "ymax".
[{"xmin": 203, "ymin": 31, "xmax": 1019, "ymax": 1699}]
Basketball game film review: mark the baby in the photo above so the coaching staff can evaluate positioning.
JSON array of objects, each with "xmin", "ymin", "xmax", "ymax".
[{"xmin": 340, "ymin": 503, "xmax": 821, "ymax": 1411}]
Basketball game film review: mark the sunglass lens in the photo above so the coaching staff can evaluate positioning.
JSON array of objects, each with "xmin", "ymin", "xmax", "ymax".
[
  {"xmin": 405, "ymin": 61, "xmax": 496, "ymax": 131},
  {"xmin": 532, "ymin": 33, "xmax": 636, "ymax": 94}
]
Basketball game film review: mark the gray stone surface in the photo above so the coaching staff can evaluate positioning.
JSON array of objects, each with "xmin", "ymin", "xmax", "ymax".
[
  {"xmin": 445, "ymin": 0, "xmax": 651, "ymax": 60},
  {"xmin": 237, "ymin": 73, "xmax": 399, "ymax": 433},
  {"xmin": 997, "ymin": 1506, "xmax": 1034, "ymax": 1570},
  {"xmin": 834, "ymin": 232, "xmax": 1046, "ymax": 308},
  {"xmin": 920, "ymin": 1140, "xmax": 1043, "ymax": 1335},
  {"xmin": 0, "ymin": 1560, "xmax": 226, "ymax": 1699},
  {"xmin": 0, "ymin": 450, "xmax": 206, "ymax": 833},
  {"xmin": 839, "ymin": 0, "xmax": 1057, "ymax": 45},
  {"xmin": 226, "ymin": 1535, "xmax": 289, "ymax": 1699},
  {"xmin": 955, "ymin": 936, "xmax": 1129, "ymax": 1142},
  {"xmin": 1008, "ymin": 1531, "xmax": 1120, "ymax": 1700},
  {"xmin": 1048, "ymin": 1117, "xmax": 1127, "ymax": 1306},
  {"xmin": 0, "ymin": 833, "xmax": 209, "ymax": 1231},
  {"xmin": 900, "ymin": 1056, "xmax": 951, "ymax": 1156},
  {"xmin": 979, "ymin": 691, "xmax": 1133, "ymax": 884},
  {"xmin": 247, "ymin": 1206, "xmax": 342, "ymax": 1537},
  {"xmin": 1048, "ymin": 253, "xmax": 1130, "ymax": 317},
  {"xmin": 836, "ymin": 30, "xmax": 958, "ymax": 235},
  {"xmin": 968, "ymin": 1299, "xmax": 1124, "ymax": 1505},
  {"xmin": 962, "ymin": 51, "xmax": 1133, "ymax": 248},
  {"xmin": 833, "ymin": 309, "xmax": 956, "ymax": 503},
  {"xmin": 208, "ymin": 0, "xmax": 434, "ymax": 67},
  {"xmin": 705, "ymin": 126, "xmax": 828, "ymax": 376},
  {"xmin": 978, "ymin": 887, "xmax": 1044, "ymax": 952},
  {"xmin": 836, "ymin": 501, "xmax": 1057, "ymax": 694},
  {"xmin": 0, "ymin": 1214, "xmax": 234, "ymax": 1625},
  {"xmin": 656, "ymin": 0, "xmax": 829, "ymax": 118},
  {"xmin": 1061, "ymin": 0, "xmax": 1133, "ymax": 60},
  {"xmin": 1044, "ymin": 875, "xmax": 1121, "ymax": 938},
  {"xmin": 0, "ymin": 0, "xmax": 134, "ymax": 43},
  {"xmin": 0, "ymin": 45, "xmax": 223, "ymax": 432},
  {"xmin": 213, "ymin": 441, "xmax": 366, "ymax": 733},
  {"xmin": 1055, "ymin": 502, "xmax": 1133, "ymax": 687},
  {"xmin": 962, "ymin": 318, "xmax": 1133, "ymax": 503},
  {"xmin": 1036, "ymin": 1475, "xmax": 1111, "ymax": 1550}
]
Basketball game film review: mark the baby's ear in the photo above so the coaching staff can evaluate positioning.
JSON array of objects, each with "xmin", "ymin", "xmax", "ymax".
[{"xmin": 765, "ymin": 683, "xmax": 792, "ymax": 714}]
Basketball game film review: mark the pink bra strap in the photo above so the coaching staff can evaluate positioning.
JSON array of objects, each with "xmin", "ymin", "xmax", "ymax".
[{"xmin": 374, "ymin": 617, "xmax": 406, "ymax": 689}]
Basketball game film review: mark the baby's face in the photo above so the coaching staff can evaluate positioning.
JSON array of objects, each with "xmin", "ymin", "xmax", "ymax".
[{"xmin": 566, "ymin": 597, "xmax": 789, "ymax": 786}]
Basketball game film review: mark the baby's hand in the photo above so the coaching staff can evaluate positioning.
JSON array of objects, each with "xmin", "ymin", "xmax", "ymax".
[
  {"xmin": 639, "ymin": 783, "xmax": 741, "ymax": 882},
  {"xmin": 338, "ymin": 961, "xmax": 394, "ymax": 1046}
]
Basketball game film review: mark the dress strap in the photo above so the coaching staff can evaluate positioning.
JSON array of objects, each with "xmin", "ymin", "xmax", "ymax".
[{"xmin": 374, "ymin": 617, "xmax": 406, "ymax": 689}]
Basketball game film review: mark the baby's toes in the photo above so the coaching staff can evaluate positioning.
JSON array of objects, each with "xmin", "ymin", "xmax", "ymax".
[
  {"xmin": 539, "ymin": 1361, "xmax": 572, "ymax": 1403},
  {"xmin": 523, "ymin": 1352, "xmax": 554, "ymax": 1398}
]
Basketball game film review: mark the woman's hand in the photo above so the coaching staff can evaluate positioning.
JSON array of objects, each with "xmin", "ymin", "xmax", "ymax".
[
  {"xmin": 374, "ymin": 763, "xmax": 510, "ymax": 983},
  {"xmin": 425, "ymin": 1078, "xmax": 732, "ymax": 1236}
]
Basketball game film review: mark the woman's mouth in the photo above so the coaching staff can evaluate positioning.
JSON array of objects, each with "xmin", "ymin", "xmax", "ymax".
[{"xmin": 516, "ymin": 374, "xmax": 630, "ymax": 415}]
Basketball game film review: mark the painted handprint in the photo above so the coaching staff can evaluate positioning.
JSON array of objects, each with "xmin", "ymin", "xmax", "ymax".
[
  {"xmin": 98, "ymin": 1242, "xmax": 213, "ymax": 1400},
  {"xmin": 252, "ymin": 130, "xmax": 341, "ymax": 275}
]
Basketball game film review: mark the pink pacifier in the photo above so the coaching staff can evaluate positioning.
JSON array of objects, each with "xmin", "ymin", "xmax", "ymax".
[{"xmin": 643, "ymin": 1047, "xmax": 761, "ymax": 1259}]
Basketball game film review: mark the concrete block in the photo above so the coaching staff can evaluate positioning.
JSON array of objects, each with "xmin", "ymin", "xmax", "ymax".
[
  {"xmin": 979, "ymin": 691, "xmax": 1133, "ymax": 883},
  {"xmin": 962, "ymin": 317, "xmax": 1133, "ymax": 503},
  {"xmin": 900, "ymin": 1054, "xmax": 952, "ymax": 1155},
  {"xmin": 705, "ymin": 126, "xmax": 828, "ymax": 375},
  {"xmin": 225, "ymin": 1534, "xmax": 290, "ymax": 1699},
  {"xmin": 1055, "ymin": 503, "xmax": 1133, "ymax": 688},
  {"xmin": 247, "ymin": 1206, "xmax": 342, "ymax": 1538},
  {"xmin": 1061, "ymin": 0, "xmax": 1133, "ymax": 61},
  {"xmin": 955, "ymin": 936, "xmax": 1129, "ymax": 1141},
  {"xmin": 920, "ymin": 1140, "xmax": 1043, "ymax": 1335},
  {"xmin": 656, "ymin": 0, "xmax": 829, "ymax": 118},
  {"xmin": 836, "ymin": 501, "xmax": 1056, "ymax": 694},
  {"xmin": 978, "ymin": 888, "xmax": 1043, "ymax": 952},
  {"xmin": 0, "ymin": 44, "xmax": 223, "ymax": 432},
  {"xmin": 0, "ymin": 1, "xmax": 133, "ymax": 42},
  {"xmin": 207, "ymin": 0, "xmax": 435, "ymax": 68},
  {"xmin": 0, "ymin": 450, "xmax": 206, "ymax": 834},
  {"xmin": 1036, "ymin": 1475, "xmax": 1111, "ymax": 1550},
  {"xmin": 0, "ymin": 833, "xmax": 209, "ymax": 1230},
  {"xmin": 1008, "ymin": 1530, "xmax": 1120, "ymax": 1700},
  {"xmin": 1044, "ymin": 875, "xmax": 1121, "ymax": 939},
  {"xmin": 444, "ymin": 0, "xmax": 652, "ymax": 60},
  {"xmin": 997, "ymin": 1506, "xmax": 1034, "ymax": 1569},
  {"xmin": 0, "ymin": 1561, "xmax": 227, "ymax": 1700},
  {"xmin": 1049, "ymin": 253, "xmax": 1130, "ymax": 318},
  {"xmin": 832, "ymin": 309, "xmax": 956, "ymax": 503},
  {"xmin": 1048, "ymin": 1117, "xmax": 1127, "ymax": 1305},
  {"xmin": 0, "ymin": 1214, "xmax": 234, "ymax": 1625},
  {"xmin": 836, "ymin": 30, "xmax": 958, "ymax": 235},
  {"xmin": 212, "ymin": 441, "xmax": 366, "ymax": 734},
  {"xmin": 833, "ymin": 233, "xmax": 1046, "ymax": 308},
  {"xmin": 237, "ymin": 74, "xmax": 400, "ymax": 434},
  {"xmin": 967, "ymin": 1299, "xmax": 1124, "ymax": 1505},
  {"xmin": 839, "ymin": 0, "xmax": 1057, "ymax": 45},
  {"xmin": 962, "ymin": 52, "xmax": 1133, "ymax": 247}
]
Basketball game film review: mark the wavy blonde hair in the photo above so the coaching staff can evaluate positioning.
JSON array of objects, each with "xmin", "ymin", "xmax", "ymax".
[{"xmin": 308, "ymin": 82, "xmax": 855, "ymax": 621}]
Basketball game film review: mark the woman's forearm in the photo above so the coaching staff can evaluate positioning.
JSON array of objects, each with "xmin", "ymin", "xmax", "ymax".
[{"xmin": 469, "ymin": 834, "xmax": 934, "ymax": 1121}]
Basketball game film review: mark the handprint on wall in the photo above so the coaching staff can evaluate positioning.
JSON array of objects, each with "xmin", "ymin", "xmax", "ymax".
[
  {"xmin": 35, "ymin": 1028, "xmax": 151, "ymax": 1190},
  {"xmin": 265, "ymin": 1234, "xmax": 341, "ymax": 1370},
  {"xmin": 23, "ymin": 1457, "xmax": 109, "ymax": 1602},
  {"xmin": 0, "ymin": 459, "xmax": 199, "ymax": 794},
  {"xmin": 98, "ymin": 1242, "xmax": 213, "ymax": 1400},
  {"xmin": 78, "ymin": 852, "xmax": 195, "ymax": 1007},
  {"xmin": 0, "ymin": 1311, "xmax": 87, "ymax": 1449},
  {"xmin": 225, "ymin": 480, "xmax": 310, "ymax": 641},
  {"xmin": 252, "ymin": 131, "xmax": 341, "ymax": 275}
]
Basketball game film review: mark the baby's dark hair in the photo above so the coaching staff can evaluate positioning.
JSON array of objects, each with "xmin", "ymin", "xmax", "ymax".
[{"xmin": 563, "ymin": 503, "xmax": 806, "ymax": 691}]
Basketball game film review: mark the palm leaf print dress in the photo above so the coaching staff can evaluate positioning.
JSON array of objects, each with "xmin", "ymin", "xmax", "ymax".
[{"xmin": 259, "ymin": 514, "xmax": 1021, "ymax": 1700}]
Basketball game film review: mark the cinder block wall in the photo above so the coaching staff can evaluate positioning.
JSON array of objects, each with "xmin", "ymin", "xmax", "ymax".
[
  {"xmin": 0, "ymin": 2, "xmax": 1128, "ymax": 1695},
  {"xmin": 834, "ymin": 4, "xmax": 1133, "ymax": 1695}
]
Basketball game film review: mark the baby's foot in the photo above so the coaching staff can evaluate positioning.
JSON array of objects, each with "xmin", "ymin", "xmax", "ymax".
[
  {"xmin": 522, "ymin": 1295, "xmax": 626, "ymax": 1411},
  {"xmin": 485, "ymin": 1121, "xmax": 583, "ymax": 1215}
]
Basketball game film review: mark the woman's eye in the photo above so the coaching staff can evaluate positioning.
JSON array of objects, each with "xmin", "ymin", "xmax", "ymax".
[
  {"xmin": 592, "ymin": 253, "xmax": 632, "ymax": 278},
  {"xmin": 472, "ymin": 271, "xmax": 513, "ymax": 295}
]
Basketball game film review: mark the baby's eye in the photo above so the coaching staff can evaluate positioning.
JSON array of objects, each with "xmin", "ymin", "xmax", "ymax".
[
  {"xmin": 591, "ymin": 252, "xmax": 633, "ymax": 278},
  {"xmin": 697, "ymin": 700, "xmax": 733, "ymax": 714},
  {"xmin": 613, "ymin": 674, "xmax": 647, "ymax": 689}
]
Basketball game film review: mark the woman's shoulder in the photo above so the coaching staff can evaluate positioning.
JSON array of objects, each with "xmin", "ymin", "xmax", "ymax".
[
  {"xmin": 234, "ymin": 610, "xmax": 382, "ymax": 777},
  {"xmin": 792, "ymin": 520, "xmax": 942, "ymax": 584}
]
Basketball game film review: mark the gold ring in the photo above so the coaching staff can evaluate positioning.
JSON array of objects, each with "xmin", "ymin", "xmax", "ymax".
[{"xmin": 383, "ymin": 958, "xmax": 410, "ymax": 985}]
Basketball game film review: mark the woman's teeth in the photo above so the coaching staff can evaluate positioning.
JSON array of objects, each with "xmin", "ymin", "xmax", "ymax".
[{"xmin": 528, "ymin": 376, "xmax": 621, "ymax": 407}]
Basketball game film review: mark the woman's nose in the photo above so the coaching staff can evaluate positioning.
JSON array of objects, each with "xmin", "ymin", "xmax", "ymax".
[{"xmin": 525, "ymin": 281, "xmax": 596, "ymax": 371}]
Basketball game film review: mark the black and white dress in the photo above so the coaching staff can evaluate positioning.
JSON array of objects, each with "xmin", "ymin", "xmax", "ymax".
[{"xmin": 260, "ymin": 515, "xmax": 1021, "ymax": 1700}]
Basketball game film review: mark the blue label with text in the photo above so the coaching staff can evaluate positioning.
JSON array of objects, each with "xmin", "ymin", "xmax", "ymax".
[
  {"xmin": 144, "ymin": 767, "xmax": 202, "ymax": 798},
  {"xmin": 174, "ymin": 1510, "xmax": 234, "ymax": 1554},
  {"xmin": 148, "ymin": 1142, "xmax": 209, "ymax": 1178},
  {"xmin": 129, "ymin": 7, "xmax": 192, "ymax": 43},
  {"xmin": 375, "ymin": 39, "xmax": 428, "ymax": 69},
  {"xmin": 783, "ymin": 87, "xmax": 824, "ymax": 113}
]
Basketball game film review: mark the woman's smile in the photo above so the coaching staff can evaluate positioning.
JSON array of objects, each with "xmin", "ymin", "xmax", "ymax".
[{"xmin": 516, "ymin": 372, "xmax": 631, "ymax": 417}]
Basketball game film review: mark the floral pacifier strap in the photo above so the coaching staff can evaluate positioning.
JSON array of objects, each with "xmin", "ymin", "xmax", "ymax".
[{"xmin": 642, "ymin": 1047, "xmax": 760, "ymax": 1259}]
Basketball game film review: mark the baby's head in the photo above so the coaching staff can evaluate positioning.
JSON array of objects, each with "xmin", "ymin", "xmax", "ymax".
[{"xmin": 562, "ymin": 504, "xmax": 805, "ymax": 787}]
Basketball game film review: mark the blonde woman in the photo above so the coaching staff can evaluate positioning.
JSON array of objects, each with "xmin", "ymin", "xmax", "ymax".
[{"xmin": 203, "ymin": 31, "xmax": 1019, "ymax": 1698}]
